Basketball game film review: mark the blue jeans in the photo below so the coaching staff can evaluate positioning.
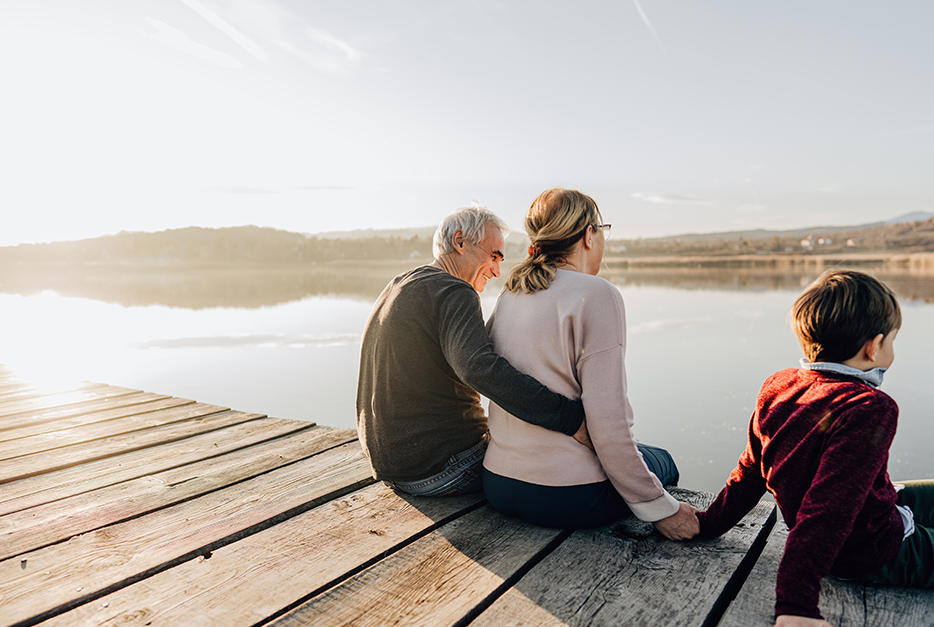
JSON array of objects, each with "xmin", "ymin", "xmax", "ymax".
[
  {"xmin": 483, "ymin": 442, "xmax": 680, "ymax": 529},
  {"xmin": 383, "ymin": 435, "xmax": 488, "ymax": 497}
]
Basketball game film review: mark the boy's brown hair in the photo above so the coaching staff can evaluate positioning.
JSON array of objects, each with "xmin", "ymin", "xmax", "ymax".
[{"xmin": 791, "ymin": 269, "xmax": 901, "ymax": 363}]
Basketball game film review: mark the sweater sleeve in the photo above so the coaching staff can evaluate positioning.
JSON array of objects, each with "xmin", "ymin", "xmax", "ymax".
[
  {"xmin": 437, "ymin": 282, "xmax": 585, "ymax": 436},
  {"xmin": 697, "ymin": 416, "xmax": 768, "ymax": 538},
  {"xmin": 579, "ymin": 346, "xmax": 679, "ymax": 521},
  {"xmin": 574, "ymin": 283, "xmax": 678, "ymax": 522},
  {"xmin": 772, "ymin": 399, "xmax": 897, "ymax": 619}
]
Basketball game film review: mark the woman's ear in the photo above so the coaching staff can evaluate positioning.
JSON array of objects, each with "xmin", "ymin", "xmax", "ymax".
[{"xmin": 582, "ymin": 225, "xmax": 594, "ymax": 250}]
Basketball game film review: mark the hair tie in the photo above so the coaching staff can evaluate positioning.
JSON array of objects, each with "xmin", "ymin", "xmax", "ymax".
[{"xmin": 528, "ymin": 245, "xmax": 542, "ymax": 257}]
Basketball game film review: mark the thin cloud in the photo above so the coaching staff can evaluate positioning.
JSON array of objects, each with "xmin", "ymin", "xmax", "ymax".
[
  {"xmin": 306, "ymin": 25, "xmax": 361, "ymax": 61},
  {"xmin": 276, "ymin": 28, "xmax": 363, "ymax": 74},
  {"xmin": 631, "ymin": 192, "xmax": 711, "ymax": 205},
  {"xmin": 632, "ymin": 0, "xmax": 666, "ymax": 55},
  {"xmin": 144, "ymin": 17, "xmax": 243, "ymax": 69},
  {"xmin": 192, "ymin": 0, "xmax": 363, "ymax": 74},
  {"xmin": 201, "ymin": 185, "xmax": 275, "ymax": 194},
  {"xmin": 296, "ymin": 185, "xmax": 358, "ymax": 191},
  {"xmin": 177, "ymin": 0, "xmax": 268, "ymax": 62}
]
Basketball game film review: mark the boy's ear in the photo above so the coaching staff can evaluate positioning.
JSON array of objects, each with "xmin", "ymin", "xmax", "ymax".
[{"xmin": 865, "ymin": 333, "xmax": 885, "ymax": 362}]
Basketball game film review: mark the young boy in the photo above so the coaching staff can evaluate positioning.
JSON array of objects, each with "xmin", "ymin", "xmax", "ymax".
[{"xmin": 697, "ymin": 269, "xmax": 934, "ymax": 627}]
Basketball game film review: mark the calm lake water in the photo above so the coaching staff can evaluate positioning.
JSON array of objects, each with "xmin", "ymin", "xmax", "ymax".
[{"xmin": 2, "ymin": 263, "xmax": 932, "ymax": 493}]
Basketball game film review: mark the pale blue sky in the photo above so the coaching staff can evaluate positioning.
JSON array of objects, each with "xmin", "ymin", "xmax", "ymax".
[{"xmin": 1, "ymin": 0, "xmax": 932, "ymax": 245}]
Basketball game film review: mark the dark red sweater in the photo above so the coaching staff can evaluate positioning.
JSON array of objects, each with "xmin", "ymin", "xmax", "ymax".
[{"xmin": 697, "ymin": 368, "xmax": 904, "ymax": 619}]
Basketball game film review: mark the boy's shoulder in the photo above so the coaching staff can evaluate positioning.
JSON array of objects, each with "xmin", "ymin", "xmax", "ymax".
[{"xmin": 761, "ymin": 367, "xmax": 897, "ymax": 411}]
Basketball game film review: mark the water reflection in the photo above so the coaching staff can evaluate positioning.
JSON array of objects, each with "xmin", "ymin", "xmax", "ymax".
[
  {"xmin": 0, "ymin": 262, "xmax": 423, "ymax": 309},
  {"xmin": 603, "ymin": 265, "xmax": 934, "ymax": 304},
  {"xmin": 2, "ymin": 263, "xmax": 933, "ymax": 493},
  {"xmin": 4, "ymin": 261, "xmax": 934, "ymax": 309}
]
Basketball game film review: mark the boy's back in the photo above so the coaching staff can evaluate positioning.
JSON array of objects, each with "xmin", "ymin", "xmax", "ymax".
[{"xmin": 698, "ymin": 366, "xmax": 904, "ymax": 618}]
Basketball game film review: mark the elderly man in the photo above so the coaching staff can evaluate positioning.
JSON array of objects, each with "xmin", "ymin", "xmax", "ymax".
[{"xmin": 356, "ymin": 204, "xmax": 586, "ymax": 497}]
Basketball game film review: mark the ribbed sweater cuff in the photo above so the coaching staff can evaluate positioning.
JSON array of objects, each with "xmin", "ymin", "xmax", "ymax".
[{"xmin": 629, "ymin": 491, "xmax": 680, "ymax": 522}]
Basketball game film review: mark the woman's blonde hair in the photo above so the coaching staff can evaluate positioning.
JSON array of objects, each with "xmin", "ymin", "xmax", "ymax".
[{"xmin": 505, "ymin": 188, "xmax": 602, "ymax": 294}]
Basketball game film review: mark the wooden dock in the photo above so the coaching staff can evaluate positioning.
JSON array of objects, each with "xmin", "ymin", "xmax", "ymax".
[{"xmin": 1, "ymin": 364, "xmax": 930, "ymax": 626}]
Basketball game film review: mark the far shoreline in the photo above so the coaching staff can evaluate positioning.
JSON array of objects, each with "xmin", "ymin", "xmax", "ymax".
[{"xmin": 604, "ymin": 251, "xmax": 934, "ymax": 272}]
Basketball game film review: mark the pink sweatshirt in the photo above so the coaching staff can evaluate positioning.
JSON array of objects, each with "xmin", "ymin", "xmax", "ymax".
[{"xmin": 483, "ymin": 269, "xmax": 679, "ymax": 522}]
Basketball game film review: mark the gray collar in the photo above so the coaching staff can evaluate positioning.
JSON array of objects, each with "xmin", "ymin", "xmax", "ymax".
[{"xmin": 799, "ymin": 359, "xmax": 886, "ymax": 388}]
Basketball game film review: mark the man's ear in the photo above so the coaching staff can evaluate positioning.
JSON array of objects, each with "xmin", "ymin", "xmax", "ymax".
[
  {"xmin": 451, "ymin": 229, "xmax": 465, "ymax": 254},
  {"xmin": 865, "ymin": 333, "xmax": 884, "ymax": 362}
]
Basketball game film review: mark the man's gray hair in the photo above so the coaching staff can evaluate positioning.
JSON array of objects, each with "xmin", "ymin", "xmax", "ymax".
[{"xmin": 432, "ymin": 202, "xmax": 510, "ymax": 257}]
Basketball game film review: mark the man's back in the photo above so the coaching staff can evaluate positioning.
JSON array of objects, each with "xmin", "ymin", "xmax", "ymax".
[{"xmin": 356, "ymin": 265, "xmax": 489, "ymax": 482}]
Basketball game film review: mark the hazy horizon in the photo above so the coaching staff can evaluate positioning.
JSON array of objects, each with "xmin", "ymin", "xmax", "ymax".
[
  {"xmin": 2, "ymin": 2, "xmax": 932, "ymax": 247},
  {"xmin": 5, "ymin": 208, "xmax": 934, "ymax": 248}
]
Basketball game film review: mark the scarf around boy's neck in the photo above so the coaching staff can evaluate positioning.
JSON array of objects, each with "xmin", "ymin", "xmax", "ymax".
[{"xmin": 798, "ymin": 359, "xmax": 887, "ymax": 388}]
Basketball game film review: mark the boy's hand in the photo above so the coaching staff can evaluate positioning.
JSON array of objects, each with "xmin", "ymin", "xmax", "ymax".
[
  {"xmin": 654, "ymin": 502, "xmax": 700, "ymax": 540},
  {"xmin": 572, "ymin": 419, "xmax": 594, "ymax": 451},
  {"xmin": 775, "ymin": 615, "xmax": 835, "ymax": 627}
]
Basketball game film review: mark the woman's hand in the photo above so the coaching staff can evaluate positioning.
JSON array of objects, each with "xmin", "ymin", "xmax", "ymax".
[
  {"xmin": 572, "ymin": 419, "xmax": 594, "ymax": 451},
  {"xmin": 653, "ymin": 502, "xmax": 700, "ymax": 540},
  {"xmin": 775, "ymin": 615, "xmax": 835, "ymax": 627}
]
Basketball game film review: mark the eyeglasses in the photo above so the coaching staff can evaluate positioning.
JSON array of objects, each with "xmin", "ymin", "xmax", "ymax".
[{"xmin": 594, "ymin": 224, "xmax": 611, "ymax": 238}]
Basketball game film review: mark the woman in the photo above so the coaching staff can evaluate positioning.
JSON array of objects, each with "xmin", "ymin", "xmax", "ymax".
[{"xmin": 482, "ymin": 188, "xmax": 699, "ymax": 538}]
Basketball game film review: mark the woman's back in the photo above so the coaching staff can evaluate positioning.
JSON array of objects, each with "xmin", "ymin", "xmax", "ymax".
[{"xmin": 485, "ymin": 269, "xmax": 671, "ymax": 518}]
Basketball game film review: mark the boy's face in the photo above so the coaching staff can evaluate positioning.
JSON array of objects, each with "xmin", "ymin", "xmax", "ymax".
[{"xmin": 876, "ymin": 329, "xmax": 898, "ymax": 369}]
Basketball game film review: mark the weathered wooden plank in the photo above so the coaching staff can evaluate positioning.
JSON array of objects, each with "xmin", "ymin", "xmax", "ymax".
[
  {"xmin": 270, "ymin": 504, "xmax": 569, "ymax": 627},
  {"xmin": 0, "ymin": 381, "xmax": 104, "ymax": 399},
  {"xmin": 0, "ymin": 417, "xmax": 313, "ymax": 515},
  {"xmin": 0, "ymin": 423, "xmax": 354, "ymax": 559},
  {"xmin": 0, "ymin": 381, "xmax": 36, "ymax": 395},
  {"xmin": 0, "ymin": 398, "xmax": 223, "ymax": 460},
  {"xmin": 0, "ymin": 407, "xmax": 256, "ymax": 483},
  {"xmin": 720, "ymin": 519, "xmax": 934, "ymax": 627},
  {"xmin": 37, "ymin": 484, "xmax": 485, "ymax": 627},
  {"xmin": 0, "ymin": 381, "xmax": 109, "ymax": 407},
  {"xmin": 470, "ymin": 489, "xmax": 775, "ymax": 627},
  {"xmin": 0, "ymin": 385, "xmax": 140, "ymax": 420},
  {"xmin": 0, "ymin": 441, "xmax": 373, "ymax": 627},
  {"xmin": 0, "ymin": 393, "xmax": 180, "ymax": 444},
  {"xmin": 0, "ymin": 392, "xmax": 183, "ymax": 433}
]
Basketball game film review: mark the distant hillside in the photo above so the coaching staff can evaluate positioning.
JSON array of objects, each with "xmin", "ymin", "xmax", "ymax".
[
  {"xmin": 0, "ymin": 226, "xmax": 435, "ymax": 266},
  {"xmin": 314, "ymin": 212, "xmax": 933, "ymax": 244},
  {"xmin": 316, "ymin": 226, "xmax": 439, "ymax": 240},
  {"xmin": 612, "ymin": 214, "xmax": 934, "ymax": 257},
  {"xmin": 630, "ymin": 212, "xmax": 934, "ymax": 245},
  {"xmin": 1, "ymin": 211, "xmax": 933, "ymax": 270}
]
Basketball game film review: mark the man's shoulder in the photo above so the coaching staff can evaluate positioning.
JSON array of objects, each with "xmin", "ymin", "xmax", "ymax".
[
  {"xmin": 394, "ymin": 265, "xmax": 467, "ymax": 288},
  {"xmin": 386, "ymin": 265, "xmax": 479, "ymax": 308}
]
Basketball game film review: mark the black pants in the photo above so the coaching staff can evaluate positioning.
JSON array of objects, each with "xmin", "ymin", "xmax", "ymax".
[
  {"xmin": 482, "ymin": 443, "xmax": 679, "ymax": 529},
  {"xmin": 860, "ymin": 480, "xmax": 934, "ymax": 588}
]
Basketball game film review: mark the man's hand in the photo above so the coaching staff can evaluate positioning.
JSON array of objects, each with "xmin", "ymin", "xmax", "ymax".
[
  {"xmin": 775, "ymin": 615, "xmax": 835, "ymax": 627},
  {"xmin": 572, "ymin": 419, "xmax": 594, "ymax": 450},
  {"xmin": 653, "ymin": 502, "xmax": 700, "ymax": 541}
]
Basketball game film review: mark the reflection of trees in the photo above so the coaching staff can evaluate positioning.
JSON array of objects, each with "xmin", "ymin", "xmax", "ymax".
[
  {"xmin": 0, "ymin": 262, "xmax": 425, "ymax": 309},
  {"xmin": 3, "ymin": 261, "xmax": 934, "ymax": 309},
  {"xmin": 600, "ymin": 266, "xmax": 934, "ymax": 303}
]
